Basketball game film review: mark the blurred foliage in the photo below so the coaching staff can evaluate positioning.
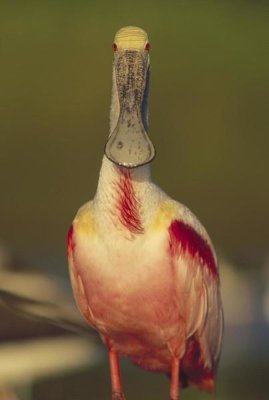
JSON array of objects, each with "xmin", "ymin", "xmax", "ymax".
[{"xmin": 0, "ymin": 0, "xmax": 268, "ymax": 262}]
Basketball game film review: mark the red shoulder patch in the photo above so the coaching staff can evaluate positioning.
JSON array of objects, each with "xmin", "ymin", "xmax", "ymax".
[
  {"xmin": 67, "ymin": 224, "xmax": 75, "ymax": 256},
  {"xmin": 168, "ymin": 220, "xmax": 218, "ymax": 277}
]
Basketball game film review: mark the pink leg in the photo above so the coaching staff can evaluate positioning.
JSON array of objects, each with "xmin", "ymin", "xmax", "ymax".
[
  {"xmin": 109, "ymin": 350, "xmax": 125, "ymax": 400},
  {"xmin": 170, "ymin": 357, "xmax": 180, "ymax": 400}
]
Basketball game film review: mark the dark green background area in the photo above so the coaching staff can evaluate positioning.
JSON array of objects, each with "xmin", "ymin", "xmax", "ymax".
[{"xmin": 1, "ymin": 1, "xmax": 268, "ymax": 262}]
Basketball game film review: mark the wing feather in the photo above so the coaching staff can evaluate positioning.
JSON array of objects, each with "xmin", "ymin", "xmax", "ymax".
[{"xmin": 168, "ymin": 214, "xmax": 223, "ymax": 390}]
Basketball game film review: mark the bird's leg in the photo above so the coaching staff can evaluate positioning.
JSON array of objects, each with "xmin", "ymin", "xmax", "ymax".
[
  {"xmin": 109, "ymin": 350, "xmax": 126, "ymax": 400},
  {"xmin": 170, "ymin": 357, "xmax": 180, "ymax": 400}
]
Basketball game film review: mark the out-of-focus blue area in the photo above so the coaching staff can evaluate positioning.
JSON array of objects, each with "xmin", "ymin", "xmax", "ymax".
[{"xmin": 0, "ymin": 1, "xmax": 269, "ymax": 399}]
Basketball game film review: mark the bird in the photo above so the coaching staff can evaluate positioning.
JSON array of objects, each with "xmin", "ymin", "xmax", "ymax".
[{"xmin": 67, "ymin": 26, "xmax": 224, "ymax": 400}]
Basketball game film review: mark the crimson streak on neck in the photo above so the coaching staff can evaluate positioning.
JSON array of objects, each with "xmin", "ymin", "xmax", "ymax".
[
  {"xmin": 116, "ymin": 169, "xmax": 144, "ymax": 234},
  {"xmin": 169, "ymin": 220, "xmax": 218, "ymax": 278}
]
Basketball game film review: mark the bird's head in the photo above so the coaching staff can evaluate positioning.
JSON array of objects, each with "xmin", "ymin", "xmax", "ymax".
[{"xmin": 105, "ymin": 26, "xmax": 156, "ymax": 168}]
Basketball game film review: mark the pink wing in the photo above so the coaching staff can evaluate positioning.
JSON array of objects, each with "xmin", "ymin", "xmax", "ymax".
[
  {"xmin": 168, "ymin": 219, "xmax": 224, "ymax": 391},
  {"xmin": 67, "ymin": 224, "xmax": 95, "ymax": 327}
]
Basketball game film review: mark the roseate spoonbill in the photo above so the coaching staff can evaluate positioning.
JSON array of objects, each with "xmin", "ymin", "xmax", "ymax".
[{"xmin": 67, "ymin": 26, "xmax": 223, "ymax": 400}]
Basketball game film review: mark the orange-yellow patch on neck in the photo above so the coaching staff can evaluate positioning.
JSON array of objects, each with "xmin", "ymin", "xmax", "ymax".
[
  {"xmin": 74, "ymin": 203, "xmax": 97, "ymax": 236},
  {"xmin": 151, "ymin": 201, "xmax": 180, "ymax": 231}
]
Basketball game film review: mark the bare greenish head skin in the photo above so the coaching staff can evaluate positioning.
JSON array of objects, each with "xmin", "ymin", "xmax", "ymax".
[
  {"xmin": 105, "ymin": 26, "xmax": 155, "ymax": 168},
  {"xmin": 114, "ymin": 26, "xmax": 149, "ymax": 50}
]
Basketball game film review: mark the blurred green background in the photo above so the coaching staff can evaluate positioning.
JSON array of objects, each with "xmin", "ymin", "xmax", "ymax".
[{"xmin": 0, "ymin": 1, "xmax": 269, "ymax": 399}]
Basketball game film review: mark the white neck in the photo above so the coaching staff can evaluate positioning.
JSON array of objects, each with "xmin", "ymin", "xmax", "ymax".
[{"xmin": 93, "ymin": 65, "xmax": 159, "ymax": 234}]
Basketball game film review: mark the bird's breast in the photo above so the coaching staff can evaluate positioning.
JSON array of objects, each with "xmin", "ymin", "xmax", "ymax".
[{"xmin": 70, "ymin": 226, "xmax": 186, "ymax": 364}]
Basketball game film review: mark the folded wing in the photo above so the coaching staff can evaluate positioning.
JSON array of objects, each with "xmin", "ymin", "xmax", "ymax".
[{"xmin": 168, "ymin": 218, "xmax": 223, "ymax": 391}]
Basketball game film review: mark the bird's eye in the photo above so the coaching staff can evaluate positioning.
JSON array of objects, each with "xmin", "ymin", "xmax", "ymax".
[
  {"xmin": 112, "ymin": 43, "xmax": 118, "ymax": 52},
  {"xmin": 145, "ymin": 42, "xmax": 151, "ymax": 51}
]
